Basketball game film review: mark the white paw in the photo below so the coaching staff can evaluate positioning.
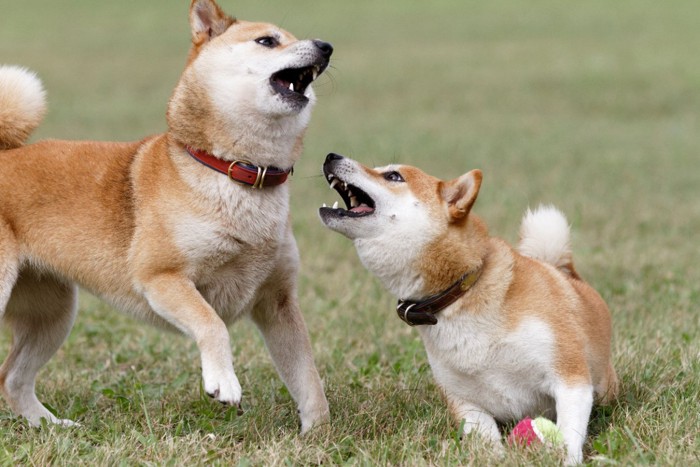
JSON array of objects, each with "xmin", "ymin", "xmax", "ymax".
[
  {"xmin": 564, "ymin": 450, "xmax": 583, "ymax": 466},
  {"xmin": 55, "ymin": 418, "xmax": 80, "ymax": 427},
  {"xmin": 25, "ymin": 410, "xmax": 79, "ymax": 428},
  {"xmin": 299, "ymin": 404, "xmax": 330, "ymax": 435},
  {"xmin": 202, "ymin": 366, "xmax": 242, "ymax": 406},
  {"xmin": 491, "ymin": 439, "xmax": 506, "ymax": 459}
]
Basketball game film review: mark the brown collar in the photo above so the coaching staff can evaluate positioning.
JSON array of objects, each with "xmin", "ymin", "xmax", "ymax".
[
  {"xmin": 396, "ymin": 268, "xmax": 482, "ymax": 326},
  {"xmin": 185, "ymin": 146, "xmax": 293, "ymax": 188}
]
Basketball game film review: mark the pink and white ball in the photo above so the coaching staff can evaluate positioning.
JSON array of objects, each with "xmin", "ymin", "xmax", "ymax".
[{"xmin": 508, "ymin": 417, "xmax": 564, "ymax": 447}]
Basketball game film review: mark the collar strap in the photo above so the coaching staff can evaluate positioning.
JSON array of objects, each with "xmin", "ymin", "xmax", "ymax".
[
  {"xmin": 185, "ymin": 146, "xmax": 292, "ymax": 188},
  {"xmin": 396, "ymin": 268, "xmax": 482, "ymax": 326}
]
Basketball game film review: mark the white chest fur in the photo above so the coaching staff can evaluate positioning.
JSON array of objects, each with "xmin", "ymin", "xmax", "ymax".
[
  {"xmin": 419, "ymin": 315, "xmax": 559, "ymax": 421},
  {"xmin": 164, "ymin": 170, "xmax": 292, "ymax": 322}
]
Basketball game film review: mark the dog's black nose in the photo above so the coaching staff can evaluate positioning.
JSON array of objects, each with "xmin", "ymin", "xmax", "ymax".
[
  {"xmin": 325, "ymin": 153, "xmax": 343, "ymax": 163},
  {"xmin": 313, "ymin": 40, "xmax": 333, "ymax": 58}
]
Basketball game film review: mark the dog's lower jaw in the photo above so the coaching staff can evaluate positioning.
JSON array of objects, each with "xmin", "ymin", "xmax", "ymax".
[{"xmin": 270, "ymin": 88, "xmax": 315, "ymax": 115}]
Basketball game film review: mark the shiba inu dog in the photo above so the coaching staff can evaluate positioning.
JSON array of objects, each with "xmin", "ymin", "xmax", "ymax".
[
  {"xmin": 0, "ymin": 0, "xmax": 332, "ymax": 432},
  {"xmin": 319, "ymin": 153, "xmax": 618, "ymax": 463}
]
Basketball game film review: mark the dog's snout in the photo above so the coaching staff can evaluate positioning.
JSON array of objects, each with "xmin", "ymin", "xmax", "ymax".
[
  {"xmin": 313, "ymin": 40, "xmax": 333, "ymax": 58},
  {"xmin": 325, "ymin": 153, "xmax": 343, "ymax": 163}
]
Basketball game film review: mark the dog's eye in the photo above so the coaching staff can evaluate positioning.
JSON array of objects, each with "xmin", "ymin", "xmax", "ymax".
[
  {"xmin": 383, "ymin": 171, "xmax": 404, "ymax": 182},
  {"xmin": 255, "ymin": 36, "xmax": 279, "ymax": 48}
]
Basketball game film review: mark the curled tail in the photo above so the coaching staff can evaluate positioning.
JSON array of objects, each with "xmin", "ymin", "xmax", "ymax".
[
  {"xmin": 518, "ymin": 204, "xmax": 580, "ymax": 278},
  {"xmin": 0, "ymin": 65, "xmax": 47, "ymax": 150}
]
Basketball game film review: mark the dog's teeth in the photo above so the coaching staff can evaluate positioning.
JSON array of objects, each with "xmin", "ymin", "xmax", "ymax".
[
  {"xmin": 332, "ymin": 201, "xmax": 339, "ymax": 209},
  {"xmin": 322, "ymin": 203, "xmax": 327, "ymax": 208},
  {"xmin": 350, "ymin": 195, "xmax": 358, "ymax": 207},
  {"xmin": 343, "ymin": 182, "xmax": 348, "ymax": 190},
  {"xmin": 313, "ymin": 70, "xmax": 318, "ymax": 80},
  {"xmin": 289, "ymin": 83, "xmax": 294, "ymax": 91},
  {"xmin": 330, "ymin": 179, "xmax": 339, "ymax": 189}
]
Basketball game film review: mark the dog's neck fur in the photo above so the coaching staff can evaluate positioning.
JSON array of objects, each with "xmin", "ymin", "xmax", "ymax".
[
  {"xmin": 357, "ymin": 213, "xmax": 490, "ymax": 303},
  {"xmin": 167, "ymin": 75, "xmax": 307, "ymax": 169},
  {"xmin": 418, "ymin": 214, "xmax": 490, "ymax": 298}
]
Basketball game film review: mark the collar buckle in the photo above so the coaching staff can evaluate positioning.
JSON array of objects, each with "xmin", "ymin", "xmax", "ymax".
[
  {"xmin": 185, "ymin": 145, "xmax": 291, "ymax": 188},
  {"xmin": 227, "ymin": 160, "xmax": 268, "ymax": 189}
]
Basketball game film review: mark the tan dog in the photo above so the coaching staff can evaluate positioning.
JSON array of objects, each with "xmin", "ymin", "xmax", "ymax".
[
  {"xmin": 0, "ymin": 0, "xmax": 332, "ymax": 432},
  {"xmin": 319, "ymin": 153, "xmax": 618, "ymax": 463}
]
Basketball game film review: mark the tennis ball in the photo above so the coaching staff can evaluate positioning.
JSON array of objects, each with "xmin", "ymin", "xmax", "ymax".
[{"xmin": 507, "ymin": 417, "xmax": 564, "ymax": 447}]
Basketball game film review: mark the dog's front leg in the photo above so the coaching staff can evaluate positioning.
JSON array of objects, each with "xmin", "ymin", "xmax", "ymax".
[
  {"xmin": 443, "ymin": 392, "xmax": 503, "ymax": 451},
  {"xmin": 251, "ymin": 289, "xmax": 329, "ymax": 434},
  {"xmin": 139, "ymin": 273, "xmax": 241, "ymax": 406},
  {"xmin": 554, "ymin": 383, "xmax": 594, "ymax": 465}
]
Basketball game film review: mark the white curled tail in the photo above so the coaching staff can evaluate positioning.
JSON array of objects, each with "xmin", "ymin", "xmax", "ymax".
[
  {"xmin": 518, "ymin": 204, "xmax": 578, "ymax": 277},
  {"xmin": 0, "ymin": 65, "xmax": 47, "ymax": 150}
]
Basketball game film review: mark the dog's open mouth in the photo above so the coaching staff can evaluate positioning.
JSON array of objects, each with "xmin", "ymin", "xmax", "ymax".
[
  {"xmin": 270, "ymin": 65, "xmax": 322, "ymax": 101},
  {"xmin": 320, "ymin": 172, "xmax": 376, "ymax": 218}
]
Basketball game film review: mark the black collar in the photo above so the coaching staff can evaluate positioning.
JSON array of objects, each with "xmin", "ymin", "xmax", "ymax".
[{"xmin": 396, "ymin": 268, "xmax": 482, "ymax": 326}]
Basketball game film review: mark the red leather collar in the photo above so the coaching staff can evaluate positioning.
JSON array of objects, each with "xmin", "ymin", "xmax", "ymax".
[{"xmin": 185, "ymin": 146, "xmax": 292, "ymax": 188}]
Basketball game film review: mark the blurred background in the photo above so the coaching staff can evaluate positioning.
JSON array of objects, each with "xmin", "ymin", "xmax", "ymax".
[{"xmin": 1, "ymin": 0, "xmax": 698, "ymax": 464}]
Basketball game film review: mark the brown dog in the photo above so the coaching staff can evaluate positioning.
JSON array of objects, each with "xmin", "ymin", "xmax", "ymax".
[
  {"xmin": 319, "ymin": 154, "xmax": 618, "ymax": 463},
  {"xmin": 0, "ymin": 0, "xmax": 332, "ymax": 432}
]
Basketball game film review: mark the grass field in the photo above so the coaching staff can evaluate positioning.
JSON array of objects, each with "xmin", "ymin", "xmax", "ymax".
[{"xmin": 1, "ymin": 0, "xmax": 699, "ymax": 464}]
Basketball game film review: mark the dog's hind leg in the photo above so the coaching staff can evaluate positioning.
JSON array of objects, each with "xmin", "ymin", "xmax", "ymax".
[
  {"xmin": 0, "ymin": 224, "xmax": 20, "ymax": 316},
  {"xmin": 251, "ymin": 286, "xmax": 330, "ymax": 434},
  {"xmin": 554, "ymin": 382, "xmax": 594, "ymax": 465},
  {"xmin": 0, "ymin": 267, "xmax": 78, "ymax": 426},
  {"xmin": 596, "ymin": 362, "xmax": 619, "ymax": 405}
]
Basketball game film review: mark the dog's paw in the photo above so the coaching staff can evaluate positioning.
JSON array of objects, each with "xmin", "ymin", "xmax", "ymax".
[
  {"xmin": 202, "ymin": 367, "xmax": 242, "ymax": 406},
  {"xmin": 491, "ymin": 439, "xmax": 506, "ymax": 459},
  {"xmin": 564, "ymin": 450, "xmax": 583, "ymax": 466},
  {"xmin": 299, "ymin": 402, "xmax": 331, "ymax": 435},
  {"xmin": 54, "ymin": 418, "xmax": 80, "ymax": 428},
  {"xmin": 25, "ymin": 411, "xmax": 79, "ymax": 428}
]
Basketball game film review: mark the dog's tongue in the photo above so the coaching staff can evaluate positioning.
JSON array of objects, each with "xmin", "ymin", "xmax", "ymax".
[
  {"xmin": 275, "ymin": 76, "xmax": 292, "ymax": 88},
  {"xmin": 350, "ymin": 204, "xmax": 374, "ymax": 214}
]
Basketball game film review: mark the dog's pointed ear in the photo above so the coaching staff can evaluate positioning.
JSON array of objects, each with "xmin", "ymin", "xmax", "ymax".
[
  {"xmin": 442, "ymin": 169, "xmax": 482, "ymax": 222},
  {"xmin": 189, "ymin": 0, "xmax": 236, "ymax": 46}
]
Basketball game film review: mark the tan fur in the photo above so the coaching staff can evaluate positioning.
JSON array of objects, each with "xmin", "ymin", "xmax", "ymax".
[
  {"xmin": 0, "ymin": 0, "xmax": 332, "ymax": 432},
  {"xmin": 405, "ymin": 168, "xmax": 618, "ymax": 398},
  {"xmin": 420, "ymin": 180, "xmax": 619, "ymax": 403},
  {"xmin": 319, "ymin": 155, "xmax": 617, "ymax": 463}
]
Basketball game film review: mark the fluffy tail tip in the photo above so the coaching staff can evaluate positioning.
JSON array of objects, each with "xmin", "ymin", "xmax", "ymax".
[
  {"xmin": 518, "ymin": 204, "xmax": 575, "ymax": 273},
  {"xmin": 0, "ymin": 65, "xmax": 47, "ymax": 149}
]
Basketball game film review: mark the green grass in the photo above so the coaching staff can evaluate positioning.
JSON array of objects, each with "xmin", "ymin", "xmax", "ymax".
[{"xmin": 1, "ymin": 0, "xmax": 699, "ymax": 464}]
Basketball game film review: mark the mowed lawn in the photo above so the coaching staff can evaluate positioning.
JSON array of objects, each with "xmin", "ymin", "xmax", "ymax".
[{"xmin": 1, "ymin": 0, "xmax": 698, "ymax": 464}]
